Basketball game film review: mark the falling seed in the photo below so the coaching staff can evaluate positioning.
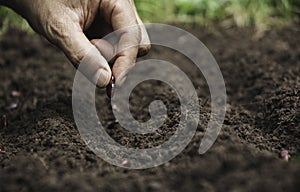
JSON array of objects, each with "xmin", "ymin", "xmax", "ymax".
[
  {"xmin": 106, "ymin": 76, "xmax": 115, "ymax": 98},
  {"xmin": 280, "ymin": 150, "xmax": 290, "ymax": 162},
  {"xmin": 2, "ymin": 115, "xmax": 7, "ymax": 128},
  {"xmin": 11, "ymin": 90, "xmax": 21, "ymax": 97}
]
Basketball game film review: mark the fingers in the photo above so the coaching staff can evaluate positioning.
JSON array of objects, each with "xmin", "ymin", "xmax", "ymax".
[
  {"xmin": 113, "ymin": 25, "xmax": 141, "ymax": 85},
  {"xmin": 54, "ymin": 25, "xmax": 112, "ymax": 88},
  {"xmin": 79, "ymin": 45, "xmax": 112, "ymax": 88},
  {"xmin": 100, "ymin": 0, "xmax": 152, "ymax": 85},
  {"xmin": 100, "ymin": 0, "xmax": 140, "ymax": 85},
  {"xmin": 129, "ymin": 0, "xmax": 151, "ymax": 57},
  {"xmin": 91, "ymin": 39, "xmax": 115, "ymax": 63}
]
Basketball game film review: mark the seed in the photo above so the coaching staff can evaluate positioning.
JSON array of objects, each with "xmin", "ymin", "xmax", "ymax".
[
  {"xmin": 2, "ymin": 115, "xmax": 7, "ymax": 129},
  {"xmin": 106, "ymin": 76, "xmax": 115, "ymax": 99}
]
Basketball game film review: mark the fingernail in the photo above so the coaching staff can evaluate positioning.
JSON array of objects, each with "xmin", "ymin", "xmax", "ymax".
[
  {"xmin": 106, "ymin": 76, "xmax": 115, "ymax": 99},
  {"xmin": 96, "ymin": 69, "xmax": 111, "ymax": 88}
]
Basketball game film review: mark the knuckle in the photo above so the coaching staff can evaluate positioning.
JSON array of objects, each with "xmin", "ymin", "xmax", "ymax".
[
  {"xmin": 45, "ymin": 17, "xmax": 67, "ymax": 42},
  {"xmin": 138, "ymin": 44, "xmax": 151, "ymax": 57},
  {"xmin": 142, "ymin": 44, "xmax": 151, "ymax": 52}
]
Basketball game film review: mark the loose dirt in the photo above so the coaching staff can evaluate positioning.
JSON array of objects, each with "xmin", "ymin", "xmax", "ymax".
[{"xmin": 0, "ymin": 25, "xmax": 299, "ymax": 191}]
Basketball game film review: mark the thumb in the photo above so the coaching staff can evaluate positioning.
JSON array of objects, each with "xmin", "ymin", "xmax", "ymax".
[{"xmin": 55, "ymin": 29, "xmax": 112, "ymax": 88}]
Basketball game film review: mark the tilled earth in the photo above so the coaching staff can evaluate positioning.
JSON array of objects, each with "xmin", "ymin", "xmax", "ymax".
[{"xmin": 0, "ymin": 25, "xmax": 299, "ymax": 191}]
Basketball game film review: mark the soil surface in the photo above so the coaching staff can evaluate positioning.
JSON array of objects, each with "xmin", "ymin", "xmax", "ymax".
[{"xmin": 0, "ymin": 25, "xmax": 299, "ymax": 191}]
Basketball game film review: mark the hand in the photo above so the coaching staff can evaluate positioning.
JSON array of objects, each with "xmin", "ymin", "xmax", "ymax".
[{"xmin": 4, "ymin": 0, "xmax": 150, "ymax": 87}]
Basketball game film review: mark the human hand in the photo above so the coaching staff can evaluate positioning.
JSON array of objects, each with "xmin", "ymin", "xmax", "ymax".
[{"xmin": 4, "ymin": 0, "xmax": 150, "ymax": 87}]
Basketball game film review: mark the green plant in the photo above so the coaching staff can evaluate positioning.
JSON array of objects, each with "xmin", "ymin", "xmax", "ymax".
[
  {"xmin": 134, "ymin": 0, "xmax": 176, "ymax": 22},
  {"xmin": 135, "ymin": 0, "xmax": 298, "ymax": 27},
  {"xmin": 0, "ymin": 6, "xmax": 32, "ymax": 36}
]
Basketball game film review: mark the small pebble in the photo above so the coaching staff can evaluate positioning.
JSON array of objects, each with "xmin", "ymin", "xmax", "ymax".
[
  {"xmin": 6, "ymin": 103, "xmax": 18, "ymax": 110},
  {"xmin": 112, "ymin": 104, "xmax": 120, "ymax": 112},
  {"xmin": 121, "ymin": 159, "xmax": 129, "ymax": 166},
  {"xmin": 11, "ymin": 90, "xmax": 21, "ymax": 97},
  {"xmin": 0, "ymin": 147, "xmax": 5, "ymax": 153}
]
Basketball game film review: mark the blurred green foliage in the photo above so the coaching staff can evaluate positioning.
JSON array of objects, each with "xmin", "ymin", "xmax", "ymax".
[
  {"xmin": 0, "ymin": 0, "xmax": 299, "ymax": 34},
  {"xmin": 135, "ymin": 0, "xmax": 299, "ymax": 28},
  {"xmin": 0, "ymin": 6, "xmax": 32, "ymax": 35}
]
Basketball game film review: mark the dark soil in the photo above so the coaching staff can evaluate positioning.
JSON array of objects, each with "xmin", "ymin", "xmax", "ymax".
[{"xmin": 0, "ymin": 24, "xmax": 299, "ymax": 192}]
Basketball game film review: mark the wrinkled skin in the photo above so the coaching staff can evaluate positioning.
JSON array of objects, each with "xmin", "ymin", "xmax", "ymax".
[{"xmin": 1, "ymin": 0, "xmax": 151, "ymax": 87}]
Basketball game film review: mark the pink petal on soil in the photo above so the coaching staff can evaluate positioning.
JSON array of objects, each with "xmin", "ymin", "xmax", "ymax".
[{"xmin": 280, "ymin": 150, "xmax": 290, "ymax": 161}]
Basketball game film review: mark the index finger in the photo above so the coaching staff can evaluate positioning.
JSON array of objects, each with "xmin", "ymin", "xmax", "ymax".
[{"xmin": 100, "ymin": 0, "xmax": 141, "ymax": 85}]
